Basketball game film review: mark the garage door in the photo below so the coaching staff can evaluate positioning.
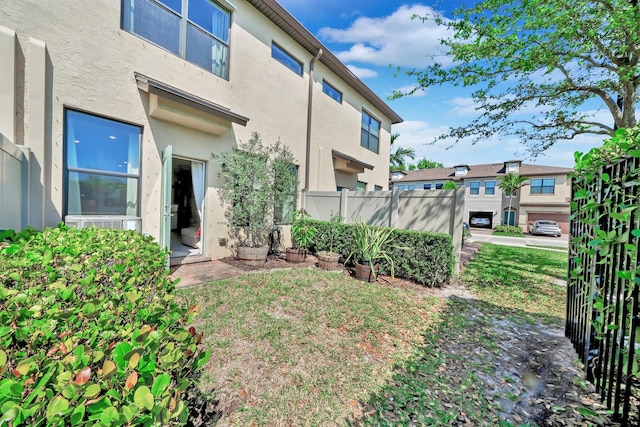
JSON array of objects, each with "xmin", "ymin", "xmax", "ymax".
[{"xmin": 527, "ymin": 213, "xmax": 569, "ymax": 234}]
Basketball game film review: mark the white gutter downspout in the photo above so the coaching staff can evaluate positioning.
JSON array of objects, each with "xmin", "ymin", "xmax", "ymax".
[{"xmin": 304, "ymin": 49, "xmax": 323, "ymax": 191}]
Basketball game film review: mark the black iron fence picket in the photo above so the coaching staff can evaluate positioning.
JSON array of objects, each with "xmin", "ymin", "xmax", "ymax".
[{"xmin": 566, "ymin": 155, "xmax": 640, "ymax": 425}]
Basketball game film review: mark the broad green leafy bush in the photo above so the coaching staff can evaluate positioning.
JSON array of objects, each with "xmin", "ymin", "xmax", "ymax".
[
  {"xmin": 493, "ymin": 225, "xmax": 524, "ymax": 235},
  {"xmin": 310, "ymin": 220, "xmax": 454, "ymax": 287},
  {"xmin": 0, "ymin": 225, "xmax": 210, "ymax": 426}
]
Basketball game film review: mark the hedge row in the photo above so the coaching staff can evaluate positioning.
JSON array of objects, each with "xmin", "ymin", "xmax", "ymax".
[
  {"xmin": 308, "ymin": 219, "xmax": 454, "ymax": 287},
  {"xmin": 0, "ymin": 225, "xmax": 211, "ymax": 426}
]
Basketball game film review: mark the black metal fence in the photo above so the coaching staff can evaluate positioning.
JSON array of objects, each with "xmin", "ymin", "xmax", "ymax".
[{"xmin": 566, "ymin": 155, "xmax": 640, "ymax": 425}]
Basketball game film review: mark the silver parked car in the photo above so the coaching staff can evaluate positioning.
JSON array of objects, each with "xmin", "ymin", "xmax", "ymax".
[
  {"xmin": 529, "ymin": 220, "xmax": 562, "ymax": 237},
  {"xmin": 470, "ymin": 217, "xmax": 491, "ymax": 227}
]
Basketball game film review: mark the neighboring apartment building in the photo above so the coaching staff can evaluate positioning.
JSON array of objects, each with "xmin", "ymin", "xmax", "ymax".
[
  {"xmin": 390, "ymin": 161, "xmax": 573, "ymax": 233},
  {"xmin": 0, "ymin": 0, "xmax": 402, "ymax": 261}
]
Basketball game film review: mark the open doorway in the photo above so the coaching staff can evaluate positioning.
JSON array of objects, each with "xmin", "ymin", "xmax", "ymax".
[{"xmin": 170, "ymin": 157, "xmax": 206, "ymax": 262}]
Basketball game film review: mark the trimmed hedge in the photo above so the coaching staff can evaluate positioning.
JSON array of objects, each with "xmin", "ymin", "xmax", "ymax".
[
  {"xmin": 493, "ymin": 225, "xmax": 524, "ymax": 235},
  {"xmin": 309, "ymin": 220, "xmax": 454, "ymax": 287},
  {"xmin": 0, "ymin": 225, "xmax": 211, "ymax": 426}
]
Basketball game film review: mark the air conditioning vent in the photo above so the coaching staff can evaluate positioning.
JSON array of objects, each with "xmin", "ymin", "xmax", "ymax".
[{"xmin": 65, "ymin": 216, "xmax": 142, "ymax": 233}]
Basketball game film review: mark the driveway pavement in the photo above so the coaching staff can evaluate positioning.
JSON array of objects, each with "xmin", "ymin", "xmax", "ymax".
[{"xmin": 468, "ymin": 227, "xmax": 568, "ymax": 249}]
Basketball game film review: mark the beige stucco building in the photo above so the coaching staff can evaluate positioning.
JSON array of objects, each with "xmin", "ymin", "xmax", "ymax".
[
  {"xmin": 0, "ymin": 0, "xmax": 402, "ymax": 262},
  {"xmin": 390, "ymin": 161, "xmax": 573, "ymax": 233}
]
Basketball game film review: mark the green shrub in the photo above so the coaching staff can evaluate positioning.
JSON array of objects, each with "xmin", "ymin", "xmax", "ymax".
[
  {"xmin": 310, "ymin": 220, "xmax": 454, "ymax": 287},
  {"xmin": 493, "ymin": 225, "xmax": 524, "ymax": 234},
  {"xmin": 0, "ymin": 225, "xmax": 211, "ymax": 426}
]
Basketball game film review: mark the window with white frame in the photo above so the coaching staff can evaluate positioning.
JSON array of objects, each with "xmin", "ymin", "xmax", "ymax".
[
  {"xmin": 485, "ymin": 180, "xmax": 495, "ymax": 195},
  {"xmin": 322, "ymin": 80, "xmax": 342, "ymax": 103},
  {"xmin": 530, "ymin": 178, "xmax": 555, "ymax": 194},
  {"xmin": 122, "ymin": 0, "xmax": 231, "ymax": 79},
  {"xmin": 408, "ymin": 184, "xmax": 416, "ymax": 190},
  {"xmin": 469, "ymin": 181, "xmax": 480, "ymax": 195},
  {"xmin": 65, "ymin": 110, "xmax": 141, "ymax": 216},
  {"xmin": 271, "ymin": 42, "xmax": 303, "ymax": 75},
  {"xmin": 361, "ymin": 111, "xmax": 380, "ymax": 153}
]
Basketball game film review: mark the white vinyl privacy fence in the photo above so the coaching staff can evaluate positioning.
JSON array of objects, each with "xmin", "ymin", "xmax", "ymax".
[
  {"xmin": 0, "ymin": 134, "xmax": 30, "ymax": 231},
  {"xmin": 301, "ymin": 188, "xmax": 466, "ymax": 271}
]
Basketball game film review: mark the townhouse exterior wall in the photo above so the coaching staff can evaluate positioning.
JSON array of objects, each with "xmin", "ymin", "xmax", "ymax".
[{"xmin": 0, "ymin": 0, "xmax": 400, "ymax": 259}]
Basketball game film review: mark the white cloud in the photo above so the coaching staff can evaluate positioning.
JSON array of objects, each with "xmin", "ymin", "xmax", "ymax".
[
  {"xmin": 392, "ymin": 120, "xmax": 607, "ymax": 168},
  {"xmin": 318, "ymin": 5, "xmax": 454, "ymax": 68},
  {"xmin": 392, "ymin": 84, "xmax": 427, "ymax": 97},
  {"xmin": 346, "ymin": 65, "xmax": 378, "ymax": 79}
]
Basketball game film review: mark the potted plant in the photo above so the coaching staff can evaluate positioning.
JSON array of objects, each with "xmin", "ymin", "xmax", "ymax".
[
  {"xmin": 317, "ymin": 212, "xmax": 342, "ymax": 270},
  {"xmin": 286, "ymin": 210, "xmax": 316, "ymax": 262},
  {"xmin": 213, "ymin": 132, "xmax": 297, "ymax": 266},
  {"xmin": 345, "ymin": 220, "xmax": 403, "ymax": 282}
]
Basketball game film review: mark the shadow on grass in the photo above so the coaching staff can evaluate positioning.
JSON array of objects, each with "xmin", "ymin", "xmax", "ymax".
[{"xmin": 349, "ymin": 296, "xmax": 614, "ymax": 427}]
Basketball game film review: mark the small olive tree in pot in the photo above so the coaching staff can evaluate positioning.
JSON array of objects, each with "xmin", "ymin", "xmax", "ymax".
[
  {"xmin": 286, "ymin": 209, "xmax": 316, "ymax": 262},
  {"xmin": 213, "ymin": 132, "xmax": 297, "ymax": 266}
]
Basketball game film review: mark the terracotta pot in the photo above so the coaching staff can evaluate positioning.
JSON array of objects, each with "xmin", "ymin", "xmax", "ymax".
[
  {"xmin": 286, "ymin": 247, "xmax": 306, "ymax": 263},
  {"xmin": 238, "ymin": 245, "xmax": 269, "ymax": 266},
  {"xmin": 317, "ymin": 251, "xmax": 340, "ymax": 270},
  {"xmin": 355, "ymin": 261, "xmax": 380, "ymax": 282}
]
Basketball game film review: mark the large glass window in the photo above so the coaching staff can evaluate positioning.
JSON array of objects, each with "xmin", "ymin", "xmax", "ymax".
[
  {"xmin": 322, "ymin": 80, "xmax": 342, "ymax": 103},
  {"xmin": 122, "ymin": 0, "xmax": 231, "ymax": 79},
  {"xmin": 530, "ymin": 178, "xmax": 555, "ymax": 194},
  {"xmin": 361, "ymin": 111, "xmax": 380, "ymax": 153},
  {"xmin": 485, "ymin": 180, "xmax": 495, "ymax": 195},
  {"xmin": 271, "ymin": 43, "xmax": 303, "ymax": 75},
  {"xmin": 65, "ymin": 110, "xmax": 141, "ymax": 216},
  {"xmin": 469, "ymin": 181, "xmax": 480, "ymax": 195}
]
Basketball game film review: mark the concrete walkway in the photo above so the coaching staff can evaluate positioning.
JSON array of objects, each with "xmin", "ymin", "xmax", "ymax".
[
  {"xmin": 170, "ymin": 259, "xmax": 247, "ymax": 288},
  {"xmin": 171, "ymin": 242, "xmax": 484, "ymax": 289}
]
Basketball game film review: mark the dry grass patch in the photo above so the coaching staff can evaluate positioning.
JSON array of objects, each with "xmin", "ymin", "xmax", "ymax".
[{"xmin": 178, "ymin": 269, "xmax": 445, "ymax": 425}]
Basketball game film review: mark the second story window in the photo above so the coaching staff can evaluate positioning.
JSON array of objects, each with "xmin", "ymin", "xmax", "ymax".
[
  {"xmin": 530, "ymin": 178, "xmax": 555, "ymax": 194},
  {"xmin": 424, "ymin": 183, "xmax": 432, "ymax": 190},
  {"xmin": 322, "ymin": 80, "xmax": 342, "ymax": 103},
  {"xmin": 470, "ymin": 181, "xmax": 480, "ymax": 195},
  {"xmin": 485, "ymin": 180, "xmax": 495, "ymax": 195},
  {"xmin": 271, "ymin": 43, "xmax": 303, "ymax": 75},
  {"xmin": 361, "ymin": 111, "xmax": 380, "ymax": 153},
  {"xmin": 122, "ymin": 0, "xmax": 231, "ymax": 79}
]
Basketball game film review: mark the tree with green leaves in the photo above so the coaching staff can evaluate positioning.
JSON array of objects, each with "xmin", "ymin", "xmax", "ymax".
[
  {"xmin": 413, "ymin": 157, "xmax": 444, "ymax": 170},
  {"xmin": 389, "ymin": 133, "xmax": 416, "ymax": 171},
  {"xmin": 498, "ymin": 173, "xmax": 529, "ymax": 225},
  {"xmin": 395, "ymin": 0, "xmax": 640, "ymax": 155}
]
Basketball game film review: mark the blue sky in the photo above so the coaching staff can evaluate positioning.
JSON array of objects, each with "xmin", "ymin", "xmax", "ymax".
[{"xmin": 277, "ymin": 0, "xmax": 608, "ymax": 168}]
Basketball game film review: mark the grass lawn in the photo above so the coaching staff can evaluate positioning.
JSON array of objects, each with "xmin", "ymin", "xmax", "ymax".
[
  {"xmin": 178, "ymin": 269, "xmax": 446, "ymax": 425},
  {"xmin": 461, "ymin": 243, "xmax": 567, "ymax": 323},
  {"xmin": 178, "ymin": 244, "xmax": 570, "ymax": 425}
]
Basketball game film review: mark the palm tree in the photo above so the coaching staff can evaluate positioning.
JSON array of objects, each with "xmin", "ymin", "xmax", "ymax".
[
  {"xmin": 498, "ymin": 173, "xmax": 528, "ymax": 225},
  {"xmin": 389, "ymin": 133, "xmax": 415, "ymax": 171}
]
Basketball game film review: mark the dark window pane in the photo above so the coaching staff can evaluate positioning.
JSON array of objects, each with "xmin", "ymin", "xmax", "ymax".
[
  {"xmin": 369, "ymin": 135, "xmax": 378, "ymax": 153},
  {"xmin": 271, "ymin": 43, "xmax": 303, "ymax": 75},
  {"xmin": 322, "ymin": 81, "xmax": 342, "ymax": 103},
  {"xmin": 188, "ymin": 0, "xmax": 230, "ymax": 42},
  {"xmin": 435, "ymin": 183, "xmax": 443, "ymax": 189},
  {"xmin": 158, "ymin": 0, "xmax": 181, "ymax": 13},
  {"xmin": 128, "ymin": 0, "xmax": 181, "ymax": 55},
  {"xmin": 65, "ymin": 110, "xmax": 141, "ymax": 174},
  {"xmin": 360, "ymin": 128, "xmax": 369, "ymax": 148},
  {"xmin": 186, "ymin": 23, "xmax": 229, "ymax": 78},
  {"xmin": 67, "ymin": 172, "xmax": 138, "ymax": 215}
]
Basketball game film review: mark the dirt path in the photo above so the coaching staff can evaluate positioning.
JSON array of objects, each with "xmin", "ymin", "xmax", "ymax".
[{"xmin": 421, "ymin": 284, "xmax": 618, "ymax": 426}]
